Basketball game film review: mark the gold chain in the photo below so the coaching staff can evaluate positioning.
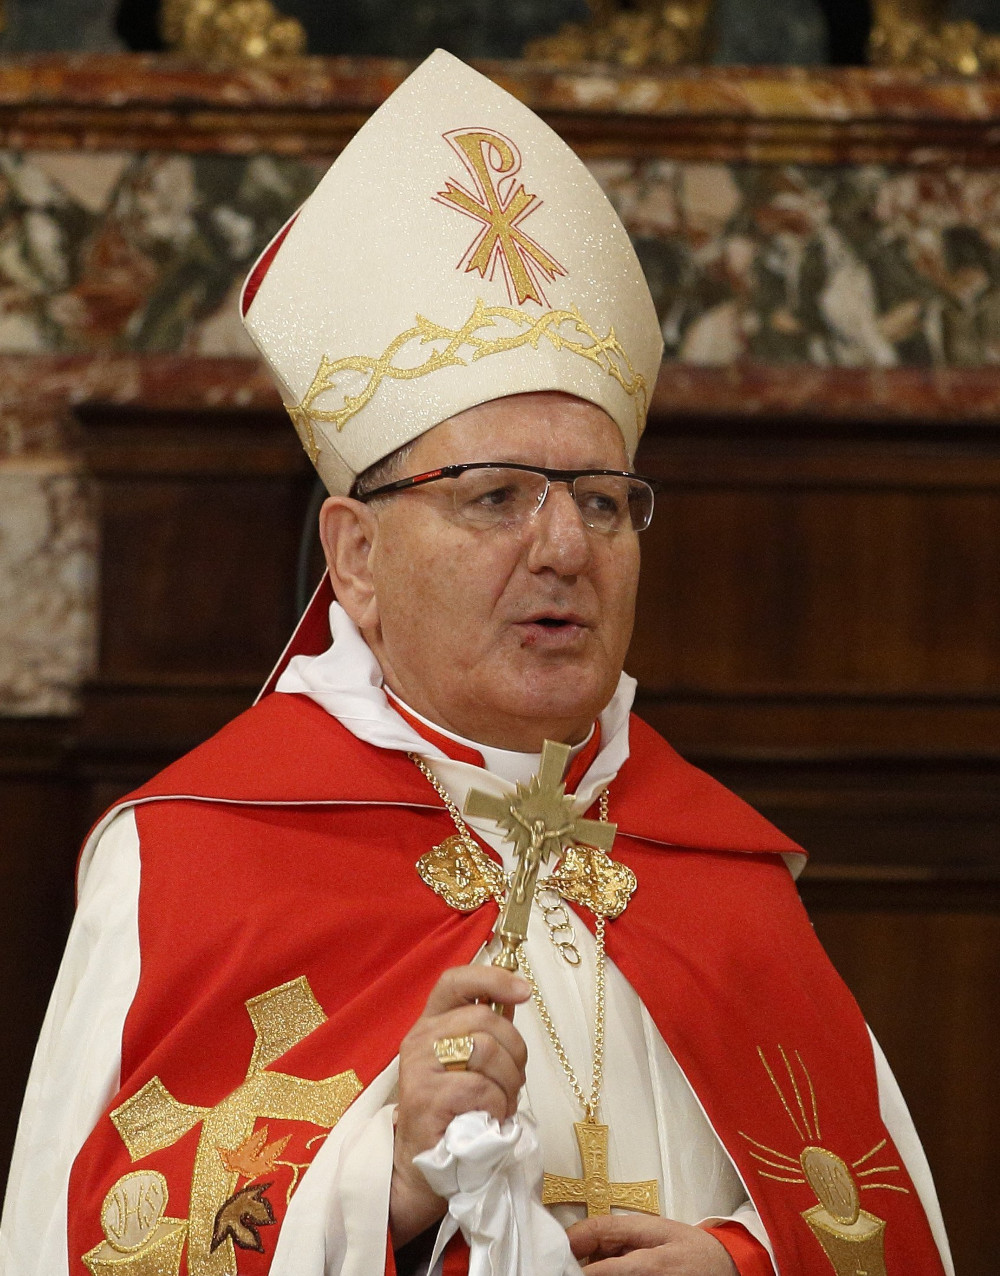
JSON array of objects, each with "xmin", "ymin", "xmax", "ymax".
[
  {"xmin": 517, "ymin": 918, "xmax": 606, "ymax": 1121},
  {"xmin": 410, "ymin": 754, "xmax": 610, "ymax": 1121}
]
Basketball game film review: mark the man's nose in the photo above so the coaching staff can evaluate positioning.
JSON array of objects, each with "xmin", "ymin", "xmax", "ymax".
[{"xmin": 524, "ymin": 481, "xmax": 592, "ymax": 574}]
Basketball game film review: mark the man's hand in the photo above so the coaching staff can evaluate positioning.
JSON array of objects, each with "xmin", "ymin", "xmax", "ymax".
[
  {"xmin": 390, "ymin": 965, "xmax": 531, "ymax": 1247},
  {"xmin": 567, "ymin": 1216, "xmax": 739, "ymax": 1274}
]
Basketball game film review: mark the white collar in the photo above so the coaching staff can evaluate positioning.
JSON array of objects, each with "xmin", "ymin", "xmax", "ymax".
[{"xmin": 274, "ymin": 601, "xmax": 635, "ymax": 811}]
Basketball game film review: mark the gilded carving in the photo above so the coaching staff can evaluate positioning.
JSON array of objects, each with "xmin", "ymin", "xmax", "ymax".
[
  {"xmin": 161, "ymin": 0, "xmax": 306, "ymax": 63},
  {"xmin": 543, "ymin": 843, "xmax": 637, "ymax": 920},
  {"xmin": 525, "ymin": 0, "xmax": 714, "ymax": 68},
  {"xmin": 870, "ymin": 0, "xmax": 1000, "ymax": 75},
  {"xmin": 417, "ymin": 833, "xmax": 506, "ymax": 912}
]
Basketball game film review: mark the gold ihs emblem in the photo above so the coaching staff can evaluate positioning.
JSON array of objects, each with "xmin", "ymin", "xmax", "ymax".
[
  {"xmin": 83, "ymin": 1170, "xmax": 187, "ymax": 1274},
  {"xmin": 741, "ymin": 1046, "xmax": 910, "ymax": 1276}
]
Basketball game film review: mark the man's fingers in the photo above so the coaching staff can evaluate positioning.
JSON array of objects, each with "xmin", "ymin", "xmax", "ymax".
[
  {"xmin": 566, "ymin": 1217, "xmax": 739, "ymax": 1276},
  {"xmin": 567, "ymin": 1215, "xmax": 686, "ymax": 1261},
  {"xmin": 437, "ymin": 1068, "xmax": 513, "ymax": 1125},
  {"xmin": 423, "ymin": 965, "xmax": 531, "ymax": 1017},
  {"xmin": 427, "ymin": 1001, "xmax": 528, "ymax": 1072}
]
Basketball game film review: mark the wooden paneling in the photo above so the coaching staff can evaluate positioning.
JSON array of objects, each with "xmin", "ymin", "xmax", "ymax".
[
  {"xmin": 624, "ymin": 409, "xmax": 1000, "ymax": 1270},
  {"xmin": 76, "ymin": 406, "xmax": 313, "ymax": 758},
  {"xmin": 0, "ymin": 721, "xmax": 78, "ymax": 1201},
  {"xmin": 811, "ymin": 909, "xmax": 1000, "ymax": 1276},
  {"xmin": 1, "ymin": 400, "xmax": 997, "ymax": 1269}
]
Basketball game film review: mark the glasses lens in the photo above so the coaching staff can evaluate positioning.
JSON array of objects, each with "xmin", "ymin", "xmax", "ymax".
[
  {"xmin": 572, "ymin": 476, "xmax": 654, "ymax": 532},
  {"xmin": 449, "ymin": 467, "xmax": 546, "ymax": 527}
]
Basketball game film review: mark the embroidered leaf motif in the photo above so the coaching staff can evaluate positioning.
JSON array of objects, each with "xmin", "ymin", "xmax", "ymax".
[
  {"xmin": 217, "ymin": 1126, "xmax": 291, "ymax": 1178},
  {"xmin": 211, "ymin": 1182, "xmax": 276, "ymax": 1253}
]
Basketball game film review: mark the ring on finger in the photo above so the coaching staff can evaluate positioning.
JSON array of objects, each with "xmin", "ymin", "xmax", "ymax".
[{"xmin": 433, "ymin": 1034, "xmax": 475, "ymax": 1071}]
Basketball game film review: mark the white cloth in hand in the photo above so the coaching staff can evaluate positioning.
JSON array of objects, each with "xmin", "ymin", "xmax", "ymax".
[{"xmin": 414, "ymin": 1111, "xmax": 582, "ymax": 1276}]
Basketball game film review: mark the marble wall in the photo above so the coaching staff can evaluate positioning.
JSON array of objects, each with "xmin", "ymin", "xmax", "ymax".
[
  {"xmin": 0, "ymin": 462, "xmax": 94, "ymax": 716},
  {"xmin": 4, "ymin": 140, "xmax": 1000, "ymax": 716},
  {"xmin": 1, "ymin": 147, "xmax": 999, "ymax": 368}
]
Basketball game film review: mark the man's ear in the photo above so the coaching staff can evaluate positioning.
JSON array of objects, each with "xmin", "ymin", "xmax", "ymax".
[{"xmin": 319, "ymin": 496, "xmax": 380, "ymax": 631}]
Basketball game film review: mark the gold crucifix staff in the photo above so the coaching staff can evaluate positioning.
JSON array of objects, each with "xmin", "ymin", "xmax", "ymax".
[
  {"xmin": 461, "ymin": 740, "xmax": 659, "ymax": 1218},
  {"xmin": 463, "ymin": 739, "xmax": 615, "ymax": 1013}
]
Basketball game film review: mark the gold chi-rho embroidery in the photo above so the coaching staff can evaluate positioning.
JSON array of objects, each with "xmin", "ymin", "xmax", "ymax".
[
  {"xmin": 96, "ymin": 976, "xmax": 362, "ymax": 1276},
  {"xmin": 435, "ymin": 128, "xmax": 566, "ymax": 306}
]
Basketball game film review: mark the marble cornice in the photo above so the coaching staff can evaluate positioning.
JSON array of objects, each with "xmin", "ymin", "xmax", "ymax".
[
  {"xmin": 4, "ymin": 354, "xmax": 1000, "ymax": 462},
  {"xmin": 0, "ymin": 54, "xmax": 1000, "ymax": 163}
]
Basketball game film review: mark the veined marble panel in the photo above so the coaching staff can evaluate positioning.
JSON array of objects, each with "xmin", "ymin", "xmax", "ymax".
[
  {"xmin": 5, "ymin": 140, "xmax": 1000, "ymax": 717},
  {"xmin": 0, "ymin": 150, "xmax": 324, "ymax": 358},
  {"xmin": 1, "ymin": 149, "xmax": 1000, "ymax": 369},
  {"xmin": 0, "ymin": 459, "xmax": 95, "ymax": 716},
  {"xmin": 593, "ymin": 159, "xmax": 1000, "ymax": 368}
]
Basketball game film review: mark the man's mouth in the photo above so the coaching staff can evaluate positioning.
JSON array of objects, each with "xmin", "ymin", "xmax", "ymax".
[{"xmin": 517, "ymin": 614, "xmax": 589, "ymax": 645}]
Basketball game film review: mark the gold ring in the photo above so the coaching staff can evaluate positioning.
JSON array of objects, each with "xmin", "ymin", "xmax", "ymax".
[{"xmin": 433, "ymin": 1034, "xmax": 475, "ymax": 1071}]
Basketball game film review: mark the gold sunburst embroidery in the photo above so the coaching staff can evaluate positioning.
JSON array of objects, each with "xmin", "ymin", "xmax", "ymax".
[{"xmin": 739, "ymin": 1046, "xmax": 910, "ymax": 1276}]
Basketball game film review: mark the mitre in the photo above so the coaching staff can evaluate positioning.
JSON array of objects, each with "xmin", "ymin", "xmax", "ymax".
[{"xmin": 240, "ymin": 48, "xmax": 663, "ymax": 495}]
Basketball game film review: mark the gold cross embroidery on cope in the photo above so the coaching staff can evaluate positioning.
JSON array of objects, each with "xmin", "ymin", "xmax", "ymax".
[
  {"xmin": 436, "ymin": 129, "xmax": 566, "ymax": 306},
  {"xmin": 102, "ymin": 976, "xmax": 362, "ymax": 1276}
]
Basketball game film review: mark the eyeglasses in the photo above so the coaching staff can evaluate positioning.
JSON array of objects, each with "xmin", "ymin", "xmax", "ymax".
[{"xmin": 356, "ymin": 462, "xmax": 659, "ymax": 534}]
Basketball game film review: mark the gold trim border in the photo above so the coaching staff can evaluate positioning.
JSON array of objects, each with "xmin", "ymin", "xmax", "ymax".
[{"xmin": 287, "ymin": 299, "xmax": 647, "ymax": 464}]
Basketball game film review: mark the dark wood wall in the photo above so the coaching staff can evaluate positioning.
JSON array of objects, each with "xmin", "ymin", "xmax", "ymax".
[
  {"xmin": 1, "ymin": 398, "xmax": 997, "ymax": 1274},
  {"xmin": 632, "ymin": 409, "xmax": 1000, "ymax": 1275}
]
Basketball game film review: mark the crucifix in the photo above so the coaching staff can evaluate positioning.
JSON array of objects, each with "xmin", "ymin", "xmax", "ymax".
[
  {"xmin": 463, "ymin": 740, "xmax": 660, "ymax": 1220},
  {"xmin": 463, "ymin": 739, "xmax": 615, "ymax": 993}
]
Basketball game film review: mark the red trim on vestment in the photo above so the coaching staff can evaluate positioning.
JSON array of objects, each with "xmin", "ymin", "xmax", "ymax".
[
  {"xmin": 706, "ymin": 1222, "xmax": 775, "ymax": 1276},
  {"xmin": 389, "ymin": 697, "xmax": 485, "ymax": 768},
  {"xmin": 241, "ymin": 211, "xmax": 299, "ymax": 315},
  {"xmin": 86, "ymin": 694, "xmax": 804, "ymax": 861},
  {"xmin": 563, "ymin": 722, "xmax": 600, "ymax": 792},
  {"xmin": 256, "ymin": 573, "xmax": 337, "ymax": 703},
  {"xmin": 442, "ymin": 1234, "xmax": 470, "ymax": 1275}
]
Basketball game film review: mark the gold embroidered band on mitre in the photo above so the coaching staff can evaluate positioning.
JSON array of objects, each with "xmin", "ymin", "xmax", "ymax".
[
  {"xmin": 98, "ymin": 976, "xmax": 362, "ymax": 1276},
  {"xmin": 287, "ymin": 298, "xmax": 648, "ymax": 463}
]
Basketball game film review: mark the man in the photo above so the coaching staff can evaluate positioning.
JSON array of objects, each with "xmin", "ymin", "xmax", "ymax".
[{"xmin": 1, "ymin": 50, "xmax": 952, "ymax": 1276}]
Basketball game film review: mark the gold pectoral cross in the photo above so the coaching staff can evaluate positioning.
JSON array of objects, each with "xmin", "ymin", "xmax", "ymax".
[{"xmin": 542, "ymin": 1119, "xmax": 660, "ymax": 1217}]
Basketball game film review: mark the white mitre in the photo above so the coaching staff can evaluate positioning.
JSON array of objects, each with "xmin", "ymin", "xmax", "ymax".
[{"xmin": 240, "ymin": 48, "xmax": 663, "ymax": 495}]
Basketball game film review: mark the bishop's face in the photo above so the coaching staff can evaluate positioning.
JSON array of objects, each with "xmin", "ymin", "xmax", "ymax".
[{"xmin": 356, "ymin": 392, "xmax": 641, "ymax": 751}]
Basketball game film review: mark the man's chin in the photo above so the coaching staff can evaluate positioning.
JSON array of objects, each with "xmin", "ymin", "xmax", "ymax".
[{"xmin": 494, "ymin": 669, "xmax": 615, "ymax": 740}]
